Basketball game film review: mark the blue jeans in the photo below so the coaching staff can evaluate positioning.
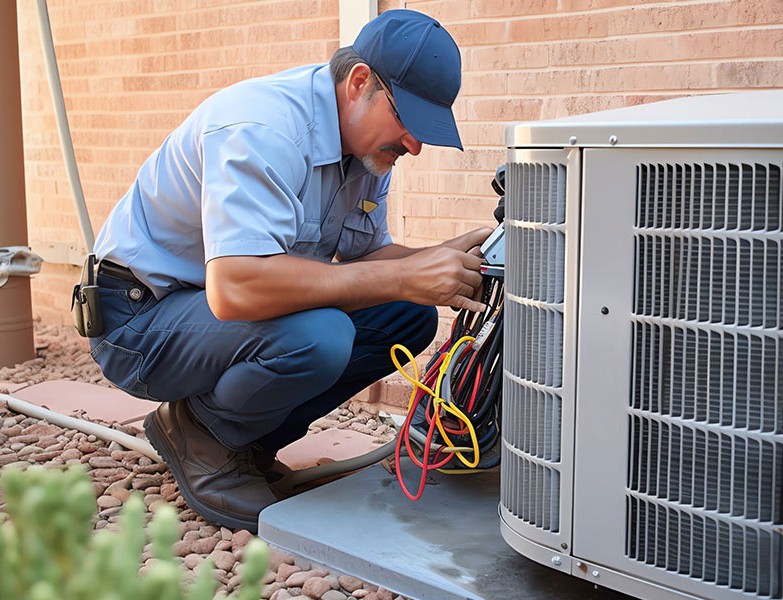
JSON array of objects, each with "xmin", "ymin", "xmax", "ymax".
[{"xmin": 90, "ymin": 273, "xmax": 437, "ymax": 451}]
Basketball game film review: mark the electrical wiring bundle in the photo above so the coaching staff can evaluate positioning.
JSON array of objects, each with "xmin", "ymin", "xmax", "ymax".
[{"xmin": 389, "ymin": 167, "xmax": 507, "ymax": 501}]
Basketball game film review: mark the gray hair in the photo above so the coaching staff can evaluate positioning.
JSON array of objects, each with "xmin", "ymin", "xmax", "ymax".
[{"xmin": 329, "ymin": 46, "xmax": 381, "ymax": 91}]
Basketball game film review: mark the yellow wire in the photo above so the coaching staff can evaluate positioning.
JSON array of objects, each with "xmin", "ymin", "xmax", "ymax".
[{"xmin": 390, "ymin": 339, "xmax": 480, "ymax": 469}]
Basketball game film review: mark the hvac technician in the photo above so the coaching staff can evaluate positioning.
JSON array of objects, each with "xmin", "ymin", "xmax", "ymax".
[{"xmin": 87, "ymin": 9, "xmax": 491, "ymax": 532}]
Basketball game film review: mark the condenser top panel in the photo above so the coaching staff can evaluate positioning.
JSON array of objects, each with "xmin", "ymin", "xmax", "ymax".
[{"xmin": 506, "ymin": 90, "xmax": 783, "ymax": 149}]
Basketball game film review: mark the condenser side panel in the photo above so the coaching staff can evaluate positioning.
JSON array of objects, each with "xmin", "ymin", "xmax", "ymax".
[
  {"xmin": 500, "ymin": 148, "xmax": 581, "ymax": 556},
  {"xmin": 572, "ymin": 148, "xmax": 783, "ymax": 600}
]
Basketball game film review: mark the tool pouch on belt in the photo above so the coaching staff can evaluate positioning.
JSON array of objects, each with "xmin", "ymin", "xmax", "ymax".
[{"xmin": 71, "ymin": 254, "xmax": 104, "ymax": 338}]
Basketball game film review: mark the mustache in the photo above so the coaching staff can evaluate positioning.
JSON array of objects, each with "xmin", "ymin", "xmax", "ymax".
[{"xmin": 379, "ymin": 144, "xmax": 407, "ymax": 157}]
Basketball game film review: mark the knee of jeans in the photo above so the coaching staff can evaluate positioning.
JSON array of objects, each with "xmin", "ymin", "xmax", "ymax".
[{"xmin": 282, "ymin": 309, "xmax": 355, "ymax": 381}]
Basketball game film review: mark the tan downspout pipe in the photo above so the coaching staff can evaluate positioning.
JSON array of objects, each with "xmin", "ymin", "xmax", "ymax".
[{"xmin": 0, "ymin": 2, "xmax": 36, "ymax": 369}]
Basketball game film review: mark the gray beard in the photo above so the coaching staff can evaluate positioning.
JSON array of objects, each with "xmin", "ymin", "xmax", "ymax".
[{"xmin": 360, "ymin": 154, "xmax": 392, "ymax": 177}]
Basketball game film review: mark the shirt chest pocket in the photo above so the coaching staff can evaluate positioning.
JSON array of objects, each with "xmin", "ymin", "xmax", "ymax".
[
  {"xmin": 290, "ymin": 172, "xmax": 323, "ymax": 257},
  {"xmin": 337, "ymin": 208, "xmax": 378, "ymax": 261}
]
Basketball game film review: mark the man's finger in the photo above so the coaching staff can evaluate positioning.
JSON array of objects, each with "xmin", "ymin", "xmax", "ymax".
[{"xmin": 451, "ymin": 296, "xmax": 488, "ymax": 314}]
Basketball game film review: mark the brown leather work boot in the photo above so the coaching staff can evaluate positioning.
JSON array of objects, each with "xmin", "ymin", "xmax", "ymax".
[{"xmin": 144, "ymin": 401, "xmax": 278, "ymax": 533}]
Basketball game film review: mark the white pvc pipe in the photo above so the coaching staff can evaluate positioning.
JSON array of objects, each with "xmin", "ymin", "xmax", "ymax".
[
  {"xmin": 1, "ymin": 393, "xmax": 162, "ymax": 463},
  {"xmin": 35, "ymin": 0, "xmax": 94, "ymax": 252}
]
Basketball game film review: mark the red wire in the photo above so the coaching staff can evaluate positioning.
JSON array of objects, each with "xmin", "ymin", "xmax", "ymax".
[
  {"xmin": 395, "ymin": 392, "xmax": 452, "ymax": 501},
  {"xmin": 467, "ymin": 362, "xmax": 483, "ymax": 413}
]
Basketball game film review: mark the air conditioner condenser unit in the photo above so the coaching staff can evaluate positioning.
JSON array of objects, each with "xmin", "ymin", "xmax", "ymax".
[{"xmin": 500, "ymin": 91, "xmax": 783, "ymax": 600}]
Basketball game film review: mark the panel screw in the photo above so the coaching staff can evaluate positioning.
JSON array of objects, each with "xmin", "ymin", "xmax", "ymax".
[
  {"xmin": 600, "ymin": 306, "xmax": 609, "ymax": 315},
  {"xmin": 551, "ymin": 555, "xmax": 562, "ymax": 566},
  {"xmin": 561, "ymin": 542, "xmax": 568, "ymax": 550},
  {"xmin": 569, "ymin": 135, "xmax": 577, "ymax": 145},
  {"xmin": 592, "ymin": 570, "xmax": 600, "ymax": 578},
  {"xmin": 609, "ymin": 135, "xmax": 618, "ymax": 145}
]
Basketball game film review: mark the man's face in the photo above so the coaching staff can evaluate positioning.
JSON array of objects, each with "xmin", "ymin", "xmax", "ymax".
[{"xmin": 344, "ymin": 71, "xmax": 423, "ymax": 176}]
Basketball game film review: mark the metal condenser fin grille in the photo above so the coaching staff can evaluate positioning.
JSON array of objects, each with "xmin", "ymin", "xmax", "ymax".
[
  {"xmin": 502, "ymin": 159, "xmax": 568, "ymax": 534},
  {"xmin": 629, "ymin": 161, "xmax": 783, "ymax": 598}
]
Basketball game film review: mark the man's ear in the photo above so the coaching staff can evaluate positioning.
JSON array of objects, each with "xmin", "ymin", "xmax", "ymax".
[{"xmin": 345, "ymin": 63, "xmax": 373, "ymax": 102}]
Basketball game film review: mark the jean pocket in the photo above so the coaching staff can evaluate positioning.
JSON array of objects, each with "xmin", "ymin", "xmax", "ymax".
[{"xmin": 90, "ymin": 339, "xmax": 151, "ymax": 399}]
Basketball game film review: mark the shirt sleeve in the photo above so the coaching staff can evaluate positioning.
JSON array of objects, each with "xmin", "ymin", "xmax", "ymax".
[{"xmin": 200, "ymin": 122, "xmax": 309, "ymax": 261}]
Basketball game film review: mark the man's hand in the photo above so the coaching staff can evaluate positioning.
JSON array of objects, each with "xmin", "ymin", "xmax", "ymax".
[
  {"xmin": 441, "ymin": 227, "xmax": 493, "ymax": 256},
  {"xmin": 397, "ymin": 227, "xmax": 493, "ymax": 313}
]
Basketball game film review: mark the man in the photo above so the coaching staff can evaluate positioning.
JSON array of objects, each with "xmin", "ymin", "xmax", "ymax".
[{"xmin": 89, "ymin": 9, "xmax": 491, "ymax": 532}]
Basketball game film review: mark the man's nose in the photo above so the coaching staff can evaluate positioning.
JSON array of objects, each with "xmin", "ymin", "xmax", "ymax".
[{"xmin": 401, "ymin": 132, "xmax": 422, "ymax": 156}]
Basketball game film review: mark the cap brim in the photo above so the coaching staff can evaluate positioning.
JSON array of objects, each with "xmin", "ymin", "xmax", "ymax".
[{"xmin": 391, "ymin": 83, "xmax": 463, "ymax": 151}]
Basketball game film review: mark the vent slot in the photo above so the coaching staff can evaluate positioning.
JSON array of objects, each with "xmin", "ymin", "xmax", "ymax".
[
  {"xmin": 626, "ymin": 496, "xmax": 783, "ymax": 596},
  {"xmin": 502, "ymin": 158, "xmax": 568, "ymax": 538},
  {"xmin": 503, "ymin": 381, "xmax": 561, "ymax": 462},
  {"xmin": 629, "ymin": 162, "xmax": 783, "ymax": 598},
  {"xmin": 501, "ymin": 439, "xmax": 561, "ymax": 532}
]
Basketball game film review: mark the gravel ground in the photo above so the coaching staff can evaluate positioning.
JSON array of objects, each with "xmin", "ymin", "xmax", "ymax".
[{"xmin": 0, "ymin": 324, "xmax": 409, "ymax": 600}]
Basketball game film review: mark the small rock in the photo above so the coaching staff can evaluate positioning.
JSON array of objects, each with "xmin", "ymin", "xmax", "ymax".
[
  {"xmin": 11, "ymin": 434, "xmax": 40, "ymax": 445},
  {"xmin": 277, "ymin": 562, "xmax": 301, "ymax": 582},
  {"xmin": 143, "ymin": 493, "xmax": 165, "ymax": 508},
  {"xmin": 0, "ymin": 453, "xmax": 20, "ymax": 467},
  {"xmin": 261, "ymin": 581, "xmax": 286, "ymax": 599},
  {"xmin": 210, "ymin": 550, "xmax": 236, "ymax": 572},
  {"xmin": 174, "ymin": 536, "xmax": 218, "ymax": 557},
  {"xmin": 232, "ymin": 529, "xmax": 255, "ymax": 549},
  {"xmin": 227, "ymin": 573, "xmax": 242, "ymax": 591},
  {"xmin": 59, "ymin": 448, "xmax": 81, "ymax": 461},
  {"xmin": 338, "ymin": 576, "xmax": 364, "ymax": 593},
  {"xmin": 161, "ymin": 482, "xmax": 179, "ymax": 500},
  {"xmin": 89, "ymin": 455, "xmax": 122, "ymax": 469},
  {"xmin": 183, "ymin": 553, "xmax": 204, "ymax": 570},
  {"xmin": 136, "ymin": 461, "xmax": 168, "ymax": 474},
  {"xmin": 286, "ymin": 569, "xmax": 329, "ymax": 588},
  {"xmin": 302, "ymin": 576, "xmax": 332, "ymax": 598},
  {"xmin": 322, "ymin": 591, "xmax": 349, "ymax": 600},
  {"xmin": 98, "ymin": 506, "xmax": 122, "ymax": 519},
  {"xmin": 97, "ymin": 495, "xmax": 122, "ymax": 509},
  {"xmin": 17, "ymin": 445, "xmax": 42, "ymax": 457},
  {"xmin": 132, "ymin": 474, "xmax": 163, "ymax": 490}
]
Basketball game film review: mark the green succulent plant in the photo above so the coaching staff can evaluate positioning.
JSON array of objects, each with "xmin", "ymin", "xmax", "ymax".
[{"xmin": 0, "ymin": 464, "xmax": 269, "ymax": 600}]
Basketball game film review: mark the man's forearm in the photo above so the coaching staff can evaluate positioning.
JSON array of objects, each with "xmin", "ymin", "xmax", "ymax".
[
  {"xmin": 206, "ymin": 232, "xmax": 488, "ymax": 321},
  {"xmin": 206, "ymin": 254, "xmax": 405, "ymax": 321}
]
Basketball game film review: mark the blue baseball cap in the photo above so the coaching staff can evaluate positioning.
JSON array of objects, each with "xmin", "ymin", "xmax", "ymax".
[{"xmin": 353, "ymin": 10, "xmax": 463, "ymax": 151}]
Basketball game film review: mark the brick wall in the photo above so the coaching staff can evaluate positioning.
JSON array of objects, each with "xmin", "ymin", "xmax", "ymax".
[{"xmin": 16, "ymin": 0, "xmax": 783, "ymax": 333}]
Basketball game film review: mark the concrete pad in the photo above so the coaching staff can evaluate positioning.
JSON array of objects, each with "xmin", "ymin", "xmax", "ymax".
[
  {"xmin": 259, "ymin": 461, "xmax": 633, "ymax": 600},
  {"xmin": 12, "ymin": 380, "xmax": 157, "ymax": 426}
]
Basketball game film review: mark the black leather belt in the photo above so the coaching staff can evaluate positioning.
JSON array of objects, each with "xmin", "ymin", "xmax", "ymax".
[{"xmin": 98, "ymin": 260, "xmax": 141, "ymax": 284}]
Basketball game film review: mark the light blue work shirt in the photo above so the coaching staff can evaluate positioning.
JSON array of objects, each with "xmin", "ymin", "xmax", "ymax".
[{"xmin": 94, "ymin": 64, "xmax": 392, "ymax": 300}]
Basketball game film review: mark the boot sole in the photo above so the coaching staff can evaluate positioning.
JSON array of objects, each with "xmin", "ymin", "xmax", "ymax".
[{"xmin": 143, "ymin": 410, "xmax": 260, "ymax": 533}]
